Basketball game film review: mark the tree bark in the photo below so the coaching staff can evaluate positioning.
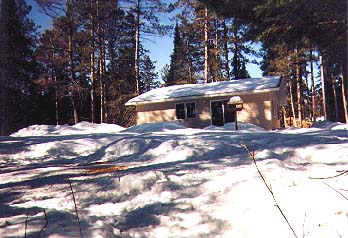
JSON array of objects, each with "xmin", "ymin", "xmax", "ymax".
[
  {"xmin": 135, "ymin": 0, "xmax": 140, "ymax": 94},
  {"xmin": 310, "ymin": 50, "xmax": 315, "ymax": 121},
  {"xmin": 204, "ymin": 6, "xmax": 209, "ymax": 83},
  {"xmin": 331, "ymin": 72, "xmax": 338, "ymax": 121},
  {"xmin": 289, "ymin": 79, "xmax": 296, "ymax": 127},
  {"xmin": 295, "ymin": 49, "xmax": 302, "ymax": 127},
  {"xmin": 67, "ymin": 0, "xmax": 78, "ymax": 124},
  {"xmin": 214, "ymin": 17, "xmax": 219, "ymax": 82},
  {"xmin": 222, "ymin": 19, "xmax": 230, "ymax": 81},
  {"xmin": 319, "ymin": 55, "xmax": 327, "ymax": 119},
  {"xmin": 341, "ymin": 68, "xmax": 348, "ymax": 123},
  {"xmin": 90, "ymin": 0, "xmax": 95, "ymax": 123},
  {"xmin": 97, "ymin": 0, "xmax": 105, "ymax": 123},
  {"xmin": 282, "ymin": 106, "xmax": 287, "ymax": 127}
]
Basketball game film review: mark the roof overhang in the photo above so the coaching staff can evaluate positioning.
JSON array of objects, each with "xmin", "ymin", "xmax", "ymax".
[{"xmin": 125, "ymin": 87, "xmax": 280, "ymax": 106}]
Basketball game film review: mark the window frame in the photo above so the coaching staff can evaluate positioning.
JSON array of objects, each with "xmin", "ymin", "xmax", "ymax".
[
  {"xmin": 175, "ymin": 103, "xmax": 186, "ymax": 119},
  {"xmin": 175, "ymin": 101, "xmax": 197, "ymax": 119}
]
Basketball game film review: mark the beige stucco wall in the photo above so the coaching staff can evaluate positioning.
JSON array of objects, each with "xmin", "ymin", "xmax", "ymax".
[{"xmin": 136, "ymin": 91, "xmax": 281, "ymax": 130}]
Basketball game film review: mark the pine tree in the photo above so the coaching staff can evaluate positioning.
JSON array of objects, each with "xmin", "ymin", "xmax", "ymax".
[
  {"xmin": 140, "ymin": 55, "xmax": 159, "ymax": 93},
  {"xmin": 125, "ymin": 0, "xmax": 170, "ymax": 95},
  {"xmin": 0, "ymin": 0, "xmax": 38, "ymax": 135},
  {"xmin": 166, "ymin": 23, "xmax": 192, "ymax": 85}
]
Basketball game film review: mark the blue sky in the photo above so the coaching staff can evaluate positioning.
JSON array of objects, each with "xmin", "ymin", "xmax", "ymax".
[{"xmin": 26, "ymin": 0, "xmax": 262, "ymax": 79}]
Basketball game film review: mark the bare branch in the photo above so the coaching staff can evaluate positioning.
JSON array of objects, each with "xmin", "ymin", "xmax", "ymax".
[
  {"xmin": 324, "ymin": 182, "xmax": 348, "ymax": 201},
  {"xmin": 241, "ymin": 143, "xmax": 298, "ymax": 238},
  {"xmin": 35, "ymin": 209, "xmax": 48, "ymax": 238},
  {"xmin": 24, "ymin": 215, "xmax": 28, "ymax": 238},
  {"xmin": 309, "ymin": 169, "xmax": 348, "ymax": 180},
  {"xmin": 68, "ymin": 178, "xmax": 82, "ymax": 238}
]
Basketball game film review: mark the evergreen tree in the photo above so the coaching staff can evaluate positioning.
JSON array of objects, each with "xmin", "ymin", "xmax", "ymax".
[
  {"xmin": 166, "ymin": 23, "xmax": 192, "ymax": 85},
  {"xmin": 230, "ymin": 18, "xmax": 251, "ymax": 79},
  {"xmin": 125, "ymin": 0, "xmax": 170, "ymax": 95},
  {"xmin": 0, "ymin": 0, "xmax": 38, "ymax": 135},
  {"xmin": 140, "ymin": 55, "xmax": 159, "ymax": 93}
]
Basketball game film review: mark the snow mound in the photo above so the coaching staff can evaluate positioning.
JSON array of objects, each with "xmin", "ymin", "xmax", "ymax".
[
  {"xmin": 204, "ymin": 122, "xmax": 265, "ymax": 132},
  {"xmin": 11, "ymin": 121, "xmax": 125, "ymax": 137},
  {"xmin": 311, "ymin": 120, "xmax": 348, "ymax": 130},
  {"xmin": 123, "ymin": 121, "xmax": 187, "ymax": 133}
]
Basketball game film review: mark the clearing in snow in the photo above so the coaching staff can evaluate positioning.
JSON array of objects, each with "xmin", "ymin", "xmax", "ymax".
[{"xmin": 0, "ymin": 121, "xmax": 347, "ymax": 238}]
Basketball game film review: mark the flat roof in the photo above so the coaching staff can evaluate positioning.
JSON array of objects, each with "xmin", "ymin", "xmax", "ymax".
[{"xmin": 126, "ymin": 76, "xmax": 281, "ymax": 106}]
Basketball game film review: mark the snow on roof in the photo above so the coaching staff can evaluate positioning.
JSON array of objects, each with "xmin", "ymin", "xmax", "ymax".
[{"xmin": 126, "ymin": 76, "xmax": 281, "ymax": 106}]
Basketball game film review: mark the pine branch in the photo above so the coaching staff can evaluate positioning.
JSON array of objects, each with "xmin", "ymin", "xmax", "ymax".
[
  {"xmin": 241, "ymin": 143, "xmax": 298, "ymax": 238},
  {"xmin": 68, "ymin": 178, "xmax": 83, "ymax": 238}
]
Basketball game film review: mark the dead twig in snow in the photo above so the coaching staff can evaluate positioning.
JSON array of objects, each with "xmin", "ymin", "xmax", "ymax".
[
  {"xmin": 24, "ymin": 215, "xmax": 28, "ymax": 238},
  {"xmin": 309, "ymin": 169, "xmax": 348, "ymax": 180},
  {"xmin": 323, "ymin": 182, "xmax": 348, "ymax": 201},
  {"xmin": 35, "ymin": 209, "xmax": 48, "ymax": 238},
  {"xmin": 241, "ymin": 143, "xmax": 298, "ymax": 238},
  {"xmin": 68, "ymin": 178, "xmax": 83, "ymax": 238}
]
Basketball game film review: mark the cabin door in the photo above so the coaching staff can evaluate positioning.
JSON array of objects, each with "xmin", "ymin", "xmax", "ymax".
[
  {"xmin": 211, "ymin": 100, "xmax": 235, "ymax": 126},
  {"xmin": 211, "ymin": 101, "xmax": 224, "ymax": 126}
]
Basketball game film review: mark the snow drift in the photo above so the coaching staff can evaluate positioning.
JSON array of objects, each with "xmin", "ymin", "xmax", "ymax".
[{"xmin": 0, "ymin": 121, "xmax": 347, "ymax": 238}]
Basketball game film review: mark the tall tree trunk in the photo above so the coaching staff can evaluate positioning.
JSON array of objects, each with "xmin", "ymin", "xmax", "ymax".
[
  {"xmin": 331, "ymin": 72, "xmax": 338, "ymax": 121},
  {"xmin": 67, "ymin": 0, "xmax": 78, "ymax": 124},
  {"xmin": 135, "ymin": 0, "xmax": 140, "ymax": 94},
  {"xmin": 222, "ymin": 19, "xmax": 230, "ymax": 81},
  {"xmin": 213, "ymin": 17, "xmax": 219, "ymax": 82},
  {"xmin": 310, "ymin": 50, "xmax": 315, "ymax": 121},
  {"xmin": 90, "ymin": 0, "xmax": 95, "ymax": 123},
  {"xmin": 282, "ymin": 106, "xmax": 287, "ymax": 127},
  {"xmin": 341, "ymin": 67, "xmax": 348, "ymax": 123},
  {"xmin": 295, "ymin": 49, "xmax": 302, "ymax": 127},
  {"xmin": 232, "ymin": 25, "xmax": 239, "ymax": 79},
  {"xmin": 97, "ymin": 0, "xmax": 105, "ymax": 122},
  {"xmin": 289, "ymin": 81, "xmax": 297, "ymax": 126},
  {"xmin": 319, "ymin": 55, "xmax": 327, "ymax": 119},
  {"xmin": 304, "ymin": 67, "xmax": 309, "ymax": 119},
  {"xmin": 50, "ymin": 35, "xmax": 59, "ymax": 125},
  {"xmin": 204, "ymin": 6, "xmax": 209, "ymax": 83},
  {"xmin": 102, "ymin": 43, "xmax": 107, "ymax": 121},
  {"xmin": 54, "ymin": 74, "xmax": 59, "ymax": 125},
  {"xmin": 287, "ymin": 62, "xmax": 296, "ymax": 127}
]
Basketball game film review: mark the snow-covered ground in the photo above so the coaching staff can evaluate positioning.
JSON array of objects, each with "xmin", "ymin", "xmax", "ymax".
[{"xmin": 0, "ymin": 121, "xmax": 347, "ymax": 238}]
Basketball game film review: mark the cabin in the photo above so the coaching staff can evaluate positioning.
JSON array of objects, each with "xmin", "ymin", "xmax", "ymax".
[{"xmin": 125, "ymin": 76, "xmax": 287, "ymax": 130}]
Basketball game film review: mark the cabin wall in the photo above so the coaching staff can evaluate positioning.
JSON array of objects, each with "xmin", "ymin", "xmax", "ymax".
[{"xmin": 136, "ymin": 91, "xmax": 281, "ymax": 130}]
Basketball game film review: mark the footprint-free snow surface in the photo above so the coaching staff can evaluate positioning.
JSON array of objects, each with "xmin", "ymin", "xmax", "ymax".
[{"xmin": 1, "ymin": 121, "xmax": 348, "ymax": 237}]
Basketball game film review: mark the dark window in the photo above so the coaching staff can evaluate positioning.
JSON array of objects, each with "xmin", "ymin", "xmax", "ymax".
[
  {"xmin": 211, "ymin": 101, "xmax": 224, "ymax": 126},
  {"xmin": 176, "ymin": 103, "xmax": 185, "ymax": 119},
  {"xmin": 186, "ymin": 102, "xmax": 196, "ymax": 118},
  {"xmin": 176, "ymin": 102, "xmax": 196, "ymax": 119}
]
